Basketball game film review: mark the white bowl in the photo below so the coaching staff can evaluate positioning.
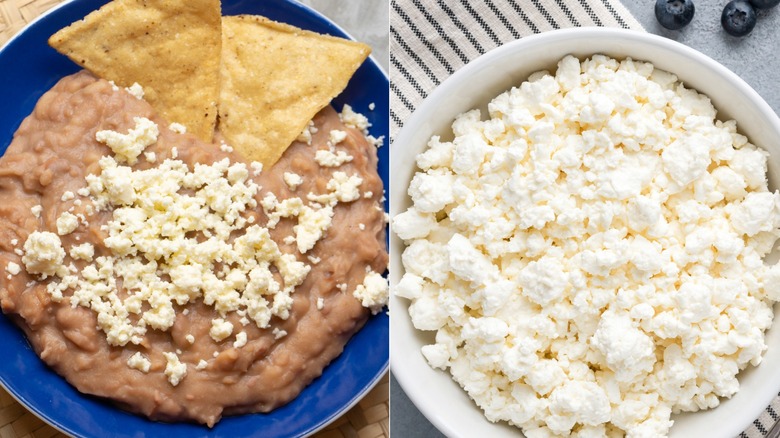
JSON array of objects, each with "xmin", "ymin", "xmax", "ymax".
[{"xmin": 390, "ymin": 27, "xmax": 780, "ymax": 438}]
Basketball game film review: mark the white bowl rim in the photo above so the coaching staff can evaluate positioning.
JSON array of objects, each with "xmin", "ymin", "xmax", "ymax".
[{"xmin": 390, "ymin": 26, "xmax": 780, "ymax": 438}]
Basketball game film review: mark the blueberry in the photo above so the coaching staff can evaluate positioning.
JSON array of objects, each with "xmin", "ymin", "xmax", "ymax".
[
  {"xmin": 722, "ymin": 1, "xmax": 757, "ymax": 37},
  {"xmin": 655, "ymin": 0, "xmax": 695, "ymax": 30},
  {"xmin": 750, "ymin": 0, "xmax": 780, "ymax": 8}
]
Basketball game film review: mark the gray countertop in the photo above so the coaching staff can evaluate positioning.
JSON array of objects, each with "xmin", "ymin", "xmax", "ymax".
[
  {"xmin": 625, "ymin": 0, "xmax": 780, "ymax": 115},
  {"xmin": 390, "ymin": 1, "xmax": 780, "ymax": 437}
]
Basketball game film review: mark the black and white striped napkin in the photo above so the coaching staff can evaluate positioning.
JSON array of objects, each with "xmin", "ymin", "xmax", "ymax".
[
  {"xmin": 389, "ymin": 1, "xmax": 780, "ymax": 437},
  {"xmin": 389, "ymin": 0, "xmax": 642, "ymax": 136}
]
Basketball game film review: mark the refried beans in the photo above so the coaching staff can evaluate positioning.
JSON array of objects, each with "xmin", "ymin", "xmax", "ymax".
[{"xmin": 0, "ymin": 71, "xmax": 387, "ymax": 426}]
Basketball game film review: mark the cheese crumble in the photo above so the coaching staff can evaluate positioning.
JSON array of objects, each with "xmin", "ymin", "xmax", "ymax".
[
  {"xmin": 283, "ymin": 172, "xmax": 304, "ymax": 190},
  {"xmin": 95, "ymin": 116, "xmax": 158, "ymax": 165},
  {"xmin": 353, "ymin": 270, "xmax": 388, "ymax": 314},
  {"xmin": 315, "ymin": 149, "xmax": 354, "ymax": 167},
  {"xmin": 127, "ymin": 352, "xmax": 151, "ymax": 373},
  {"xmin": 56, "ymin": 212, "xmax": 79, "ymax": 235},
  {"xmin": 6, "ymin": 262, "xmax": 21, "ymax": 276},
  {"xmin": 125, "ymin": 83, "xmax": 144, "ymax": 100},
  {"xmin": 163, "ymin": 352, "xmax": 187, "ymax": 386},
  {"xmin": 22, "ymin": 231, "xmax": 66, "ymax": 278}
]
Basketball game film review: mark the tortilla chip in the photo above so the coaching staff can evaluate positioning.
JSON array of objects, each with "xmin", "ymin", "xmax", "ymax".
[
  {"xmin": 49, "ymin": 0, "xmax": 221, "ymax": 142},
  {"xmin": 219, "ymin": 15, "xmax": 371, "ymax": 168}
]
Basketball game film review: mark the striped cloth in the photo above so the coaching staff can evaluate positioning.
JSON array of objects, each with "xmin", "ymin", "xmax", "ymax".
[
  {"xmin": 389, "ymin": 1, "xmax": 780, "ymax": 438},
  {"xmin": 389, "ymin": 0, "xmax": 643, "ymax": 136}
]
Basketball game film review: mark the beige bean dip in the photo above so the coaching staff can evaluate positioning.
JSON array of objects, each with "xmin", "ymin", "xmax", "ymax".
[{"xmin": 0, "ymin": 72, "xmax": 388, "ymax": 426}]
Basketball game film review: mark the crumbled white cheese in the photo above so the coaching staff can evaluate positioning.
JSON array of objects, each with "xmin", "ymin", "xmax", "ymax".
[
  {"xmin": 272, "ymin": 327, "xmax": 287, "ymax": 340},
  {"xmin": 329, "ymin": 129, "xmax": 348, "ymax": 145},
  {"xmin": 220, "ymin": 143, "xmax": 234, "ymax": 153},
  {"xmin": 61, "ymin": 191, "xmax": 75, "ymax": 202},
  {"xmin": 283, "ymin": 172, "xmax": 304, "ymax": 190},
  {"xmin": 185, "ymin": 334, "xmax": 195, "ymax": 344},
  {"xmin": 95, "ymin": 117, "xmax": 158, "ymax": 164},
  {"xmin": 30, "ymin": 205, "xmax": 42, "ymax": 218},
  {"xmin": 296, "ymin": 120, "xmax": 316, "ymax": 145},
  {"xmin": 341, "ymin": 105, "xmax": 381, "ymax": 148},
  {"xmin": 168, "ymin": 122, "xmax": 187, "ymax": 134},
  {"xmin": 245, "ymin": 163, "xmax": 260, "ymax": 179},
  {"xmin": 162, "ymin": 352, "xmax": 187, "ymax": 386},
  {"xmin": 294, "ymin": 206, "xmax": 334, "ymax": 253},
  {"xmin": 127, "ymin": 352, "xmax": 151, "ymax": 373},
  {"xmin": 283, "ymin": 235, "xmax": 296, "ymax": 245},
  {"xmin": 306, "ymin": 172, "xmax": 363, "ymax": 206},
  {"xmin": 144, "ymin": 151, "xmax": 156, "ymax": 163},
  {"xmin": 315, "ymin": 149, "xmax": 353, "ymax": 167},
  {"xmin": 317, "ymin": 297, "xmax": 324, "ymax": 310},
  {"xmin": 69, "ymin": 243, "xmax": 94, "ymax": 261},
  {"xmin": 21, "ymin": 231, "xmax": 66, "ymax": 278},
  {"xmin": 341, "ymin": 104, "xmax": 370, "ymax": 131},
  {"xmin": 353, "ymin": 271, "xmax": 388, "ymax": 314},
  {"xmin": 125, "ymin": 83, "xmax": 144, "ymax": 100},
  {"xmin": 395, "ymin": 54, "xmax": 780, "ymax": 437},
  {"xmin": 5, "ymin": 262, "xmax": 20, "ymax": 276},
  {"xmin": 233, "ymin": 331, "xmax": 247, "ymax": 348},
  {"xmin": 56, "ymin": 212, "xmax": 79, "ymax": 236},
  {"xmin": 209, "ymin": 318, "xmax": 234, "ymax": 342},
  {"xmin": 196, "ymin": 359, "xmax": 208, "ymax": 370},
  {"xmin": 369, "ymin": 135, "xmax": 384, "ymax": 148},
  {"xmin": 368, "ymin": 102, "xmax": 376, "ymax": 111}
]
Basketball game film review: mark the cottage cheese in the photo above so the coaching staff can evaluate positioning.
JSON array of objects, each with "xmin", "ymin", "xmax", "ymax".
[{"xmin": 394, "ymin": 55, "xmax": 780, "ymax": 437}]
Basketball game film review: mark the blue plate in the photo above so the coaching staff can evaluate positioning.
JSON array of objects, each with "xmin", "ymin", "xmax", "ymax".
[{"xmin": 0, "ymin": 1, "xmax": 389, "ymax": 437}]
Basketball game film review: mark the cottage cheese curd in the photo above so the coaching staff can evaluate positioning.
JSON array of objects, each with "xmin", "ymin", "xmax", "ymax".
[{"xmin": 394, "ymin": 55, "xmax": 780, "ymax": 437}]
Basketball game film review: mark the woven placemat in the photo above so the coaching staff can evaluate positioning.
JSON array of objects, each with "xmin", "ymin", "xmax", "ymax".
[
  {"xmin": 0, "ymin": 0, "xmax": 61, "ymax": 43},
  {"xmin": 0, "ymin": 1, "xmax": 389, "ymax": 437}
]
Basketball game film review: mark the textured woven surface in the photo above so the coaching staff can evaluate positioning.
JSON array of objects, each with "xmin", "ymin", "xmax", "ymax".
[
  {"xmin": 0, "ymin": 0, "xmax": 389, "ymax": 437},
  {"xmin": 0, "ymin": 0, "xmax": 61, "ymax": 44}
]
